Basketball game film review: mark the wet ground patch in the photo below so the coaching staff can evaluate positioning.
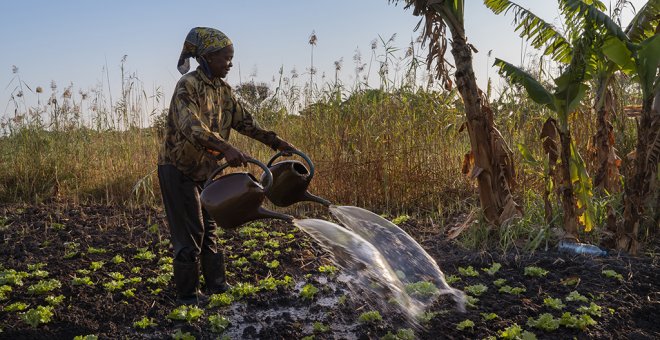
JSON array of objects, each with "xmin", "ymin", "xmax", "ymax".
[{"xmin": 0, "ymin": 203, "xmax": 658, "ymax": 339}]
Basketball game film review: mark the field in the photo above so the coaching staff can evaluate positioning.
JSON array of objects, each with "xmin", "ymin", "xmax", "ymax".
[{"xmin": 0, "ymin": 203, "xmax": 657, "ymax": 339}]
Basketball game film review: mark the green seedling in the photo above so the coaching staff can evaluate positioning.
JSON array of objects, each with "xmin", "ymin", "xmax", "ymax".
[
  {"xmin": 76, "ymin": 269, "xmax": 91, "ymax": 275},
  {"xmin": 134, "ymin": 247, "xmax": 156, "ymax": 261},
  {"xmin": 239, "ymin": 225, "xmax": 263, "ymax": 237},
  {"xmin": 209, "ymin": 314, "xmax": 230, "ymax": 333},
  {"xmin": 73, "ymin": 335, "xmax": 98, "ymax": 340},
  {"xmin": 482, "ymin": 262, "xmax": 502, "ymax": 276},
  {"xmin": 230, "ymin": 282, "xmax": 260, "ymax": 298},
  {"xmin": 27, "ymin": 279, "xmax": 62, "ymax": 295},
  {"xmin": 0, "ymin": 269, "xmax": 29, "ymax": 286},
  {"xmin": 50, "ymin": 222, "xmax": 66, "ymax": 231},
  {"xmin": 4, "ymin": 301, "xmax": 29, "ymax": 312},
  {"xmin": 131, "ymin": 267, "xmax": 142, "ymax": 274},
  {"xmin": 30, "ymin": 269, "xmax": 49, "ymax": 278},
  {"xmin": 358, "ymin": 310, "xmax": 382, "ymax": 324},
  {"xmin": 445, "ymin": 275, "xmax": 461, "ymax": 284},
  {"xmin": 89, "ymin": 261, "xmax": 105, "ymax": 271},
  {"xmin": 111, "ymin": 255, "xmax": 125, "ymax": 264},
  {"xmin": 149, "ymin": 288, "xmax": 162, "ymax": 295},
  {"xmin": 167, "ymin": 305, "xmax": 204, "ymax": 323},
  {"xmin": 527, "ymin": 313, "xmax": 560, "ymax": 331},
  {"xmin": 87, "ymin": 246, "xmax": 106, "ymax": 254},
  {"xmin": 301, "ymin": 336, "xmax": 314, "ymax": 340},
  {"xmin": 498, "ymin": 323, "xmax": 537, "ymax": 340},
  {"xmin": 125, "ymin": 277, "xmax": 142, "ymax": 285},
  {"xmin": 121, "ymin": 288, "xmax": 136, "ymax": 298},
  {"xmin": 493, "ymin": 278, "xmax": 507, "ymax": 287},
  {"xmin": 404, "ymin": 281, "xmax": 439, "ymax": 299},
  {"xmin": 338, "ymin": 295, "xmax": 347, "ymax": 305},
  {"xmin": 63, "ymin": 242, "xmax": 80, "ymax": 259},
  {"xmin": 481, "ymin": 312, "xmax": 498, "ymax": 321},
  {"xmin": 566, "ymin": 291, "xmax": 589, "ymax": 303},
  {"xmin": 21, "ymin": 305, "xmax": 54, "ymax": 328},
  {"xmin": 264, "ymin": 240, "xmax": 280, "ymax": 248},
  {"xmin": 463, "ymin": 284, "xmax": 488, "ymax": 296},
  {"xmin": 147, "ymin": 273, "xmax": 172, "ymax": 286},
  {"xmin": 313, "ymin": 321, "xmax": 330, "ymax": 333},
  {"xmin": 458, "ymin": 266, "xmax": 479, "ymax": 277},
  {"xmin": 242, "ymin": 239, "xmax": 258, "ymax": 248},
  {"xmin": 71, "ymin": 276, "xmax": 94, "ymax": 286},
  {"xmin": 417, "ymin": 311, "xmax": 442, "ymax": 324},
  {"xmin": 456, "ymin": 319, "xmax": 475, "ymax": 331},
  {"xmin": 209, "ymin": 293, "xmax": 234, "ymax": 307},
  {"xmin": 0, "ymin": 285, "xmax": 12, "ymax": 300},
  {"xmin": 318, "ymin": 265, "xmax": 338, "ymax": 276},
  {"xmin": 233, "ymin": 257, "xmax": 248, "ymax": 267},
  {"xmin": 172, "ymin": 329, "xmax": 195, "ymax": 340},
  {"xmin": 300, "ymin": 283, "xmax": 319, "ymax": 300},
  {"xmin": 250, "ymin": 250, "xmax": 267, "ymax": 261},
  {"xmin": 560, "ymin": 276, "xmax": 580, "ymax": 286},
  {"xmin": 559, "ymin": 312, "xmax": 597, "ymax": 330},
  {"xmin": 45, "ymin": 295, "xmax": 65, "ymax": 306},
  {"xmin": 382, "ymin": 328, "xmax": 416, "ymax": 340},
  {"xmin": 524, "ymin": 266, "xmax": 549, "ymax": 277},
  {"xmin": 577, "ymin": 302, "xmax": 602, "ymax": 317},
  {"xmin": 543, "ymin": 297, "xmax": 565, "ymax": 310},
  {"xmin": 266, "ymin": 260, "xmax": 280, "ymax": 269},
  {"xmin": 103, "ymin": 280, "xmax": 125, "ymax": 292},
  {"xmin": 27, "ymin": 263, "xmax": 46, "ymax": 271},
  {"xmin": 108, "ymin": 272, "xmax": 125, "ymax": 280},
  {"xmin": 392, "ymin": 214, "xmax": 410, "ymax": 225},
  {"xmin": 601, "ymin": 269, "xmax": 623, "ymax": 281},
  {"xmin": 466, "ymin": 295, "xmax": 479, "ymax": 308},
  {"xmin": 133, "ymin": 316, "xmax": 157, "ymax": 329},
  {"xmin": 499, "ymin": 285, "xmax": 526, "ymax": 295}
]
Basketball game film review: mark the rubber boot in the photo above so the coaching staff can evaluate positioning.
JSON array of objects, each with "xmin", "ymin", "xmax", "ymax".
[
  {"xmin": 201, "ymin": 252, "xmax": 231, "ymax": 294},
  {"xmin": 173, "ymin": 260, "xmax": 200, "ymax": 305}
]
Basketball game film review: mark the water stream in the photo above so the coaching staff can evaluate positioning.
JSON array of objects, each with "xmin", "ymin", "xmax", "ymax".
[{"xmin": 294, "ymin": 205, "xmax": 465, "ymax": 323}]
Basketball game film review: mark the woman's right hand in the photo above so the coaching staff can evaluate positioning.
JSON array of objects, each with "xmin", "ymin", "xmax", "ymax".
[{"xmin": 219, "ymin": 144, "xmax": 248, "ymax": 167}]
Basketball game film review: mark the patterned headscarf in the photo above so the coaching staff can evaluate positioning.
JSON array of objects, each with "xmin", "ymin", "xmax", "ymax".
[{"xmin": 177, "ymin": 27, "xmax": 233, "ymax": 75}]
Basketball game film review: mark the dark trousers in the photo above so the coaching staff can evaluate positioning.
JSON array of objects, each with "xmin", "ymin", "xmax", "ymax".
[{"xmin": 158, "ymin": 164, "xmax": 218, "ymax": 262}]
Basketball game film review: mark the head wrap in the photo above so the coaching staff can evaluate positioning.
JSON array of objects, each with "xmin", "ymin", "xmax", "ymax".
[{"xmin": 177, "ymin": 27, "xmax": 233, "ymax": 75}]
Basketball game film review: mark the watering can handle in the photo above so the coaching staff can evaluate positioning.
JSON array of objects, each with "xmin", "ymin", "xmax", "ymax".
[
  {"xmin": 203, "ymin": 158, "xmax": 273, "ymax": 191},
  {"xmin": 266, "ymin": 150, "xmax": 315, "ymax": 181}
]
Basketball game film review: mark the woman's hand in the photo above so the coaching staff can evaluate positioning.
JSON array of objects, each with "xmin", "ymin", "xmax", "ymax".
[{"xmin": 216, "ymin": 144, "xmax": 248, "ymax": 167}]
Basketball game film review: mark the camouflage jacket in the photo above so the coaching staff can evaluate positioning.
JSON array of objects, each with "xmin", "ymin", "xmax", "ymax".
[{"xmin": 158, "ymin": 69, "xmax": 279, "ymax": 182}]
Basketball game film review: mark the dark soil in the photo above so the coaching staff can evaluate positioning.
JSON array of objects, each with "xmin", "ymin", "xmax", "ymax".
[{"xmin": 0, "ymin": 203, "xmax": 658, "ymax": 339}]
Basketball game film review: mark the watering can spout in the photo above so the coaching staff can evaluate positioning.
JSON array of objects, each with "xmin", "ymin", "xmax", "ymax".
[
  {"xmin": 303, "ymin": 192, "xmax": 331, "ymax": 207},
  {"xmin": 256, "ymin": 207, "xmax": 294, "ymax": 223}
]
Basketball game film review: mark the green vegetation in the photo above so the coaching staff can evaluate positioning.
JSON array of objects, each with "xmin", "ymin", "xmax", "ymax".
[
  {"xmin": 602, "ymin": 269, "xmax": 624, "ymax": 281},
  {"xmin": 4, "ymin": 301, "xmax": 29, "ymax": 312},
  {"xmin": 524, "ymin": 266, "xmax": 549, "ymax": 277},
  {"xmin": 463, "ymin": 284, "xmax": 488, "ymax": 296},
  {"xmin": 456, "ymin": 319, "xmax": 475, "ymax": 330},
  {"xmin": 167, "ymin": 305, "xmax": 204, "ymax": 323},
  {"xmin": 381, "ymin": 328, "xmax": 416, "ymax": 340},
  {"xmin": 566, "ymin": 291, "xmax": 589, "ymax": 303},
  {"xmin": 208, "ymin": 314, "xmax": 230, "ymax": 333},
  {"xmin": 458, "ymin": 266, "xmax": 479, "ymax": 277},
  {"xmin": 133, "ymin": 316, "xmax": 157, "ymax": 329},
  {"xmin": 208, "ymin": 293, "xmax": 234, "ymax": 308},
  {"xmin": 499, "ymin": 285, "xmax": 526, "ymax": 295},
  {"xmin": 71, "ymin": 276, "xmax": 94, "ymax": 286},
  {"xmin": 559, "ymin": 312, "xmax": 597, "ymax": 330},
  {"xmin": 497, "ymin": 324, "xmax": 537, "ymax": 340},
  {"xmin": 312, "ymin": 321, "xmax": 330, "ymax": 333},
  {"xmin": 318, "ymin": 265, "xmax": 338, "ymax": 276},
  {"xmin": 481, "ymin": 312, "xmax": 498, "ymax": 321},
  {"xmin": 27, "ymin": 279, "xmax": 62, "ymax": 295},
  {"xmin": 404, "ymin": 281, "xmax": 439, "ymax": 298},
  {"xmin": 482, "ymin": 262, "xmax": 502, "ymax": 276},
  {"xmin": 526, "ymin": 313, "xmax": 560, "ymax": 331},
  {"xmin": 358, "ymin": 311, "xmax": 383, "ymax": 324},
  {"xmin": 300, "ymin": 283, "xmax": 319, "ymax": 300},
  {"xmin": 543, "ymin": 297, "xmax": 565, "ymax": 310},
  {"xmin": 21, "ymin": 305, "xmax": 54, "ymax": 328},
  {"xmin": 133, "ymin": 247, "xmax": 156, "ymax": 261}
]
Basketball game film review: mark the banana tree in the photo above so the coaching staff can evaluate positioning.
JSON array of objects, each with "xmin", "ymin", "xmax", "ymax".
[
  {"xmin": 487, "ymin": 0, "xmax": 660, "ymax": 251},
  {"xmin": 390, "ymin": 0, "xmax": 520, "ymax": 226}
]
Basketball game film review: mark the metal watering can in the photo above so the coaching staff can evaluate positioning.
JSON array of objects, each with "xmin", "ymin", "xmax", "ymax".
[
  {"xmin": 262, "ymin": 150, "xmax": 331, "ymax": 207},
  {"xmin": 201, "ymin": 158, "xmax": 293, "ymax": 229}
]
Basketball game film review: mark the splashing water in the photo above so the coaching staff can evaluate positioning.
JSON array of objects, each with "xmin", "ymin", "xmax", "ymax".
[
  {"xmin": 330, "ymin": 206, "xmax": 466, "ymax": 311},
  {"xmin": 294, "ymin": 206, "xmax": 465, "ymax": 323}
]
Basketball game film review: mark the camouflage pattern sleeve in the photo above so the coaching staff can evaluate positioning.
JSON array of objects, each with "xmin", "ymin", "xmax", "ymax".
[
  {"xmin": 229, "ymin": 92, "xmax": 280, "ymax": 149},
  {"xmin": 175, "ymin": 78, "xmax": 229, "ymax": 151}
]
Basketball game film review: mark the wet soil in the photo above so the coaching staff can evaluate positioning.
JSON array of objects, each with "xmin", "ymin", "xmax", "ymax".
[{"xmin": 0, "ymin": 203, "xmax": 658, "ymax": 339}]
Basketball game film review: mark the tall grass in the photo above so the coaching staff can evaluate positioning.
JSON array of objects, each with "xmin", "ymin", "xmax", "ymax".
[{"xmin": 0, "ymin": 38, "xmax": 642, "ymax": 250}]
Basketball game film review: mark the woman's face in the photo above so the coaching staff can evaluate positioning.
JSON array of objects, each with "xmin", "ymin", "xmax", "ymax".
[{"xmin": 204, "ymin": 44, "xmax": 234, "ymax": 79}]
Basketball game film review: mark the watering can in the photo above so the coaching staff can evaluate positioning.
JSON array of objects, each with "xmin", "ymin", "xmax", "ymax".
[
  {"xmin": 262, "ymin": 150, "xmax": 331, "ymax": 207},
  {"xmin": 201, "ymin": 158, "xmax": 293, "ymax": 229}
]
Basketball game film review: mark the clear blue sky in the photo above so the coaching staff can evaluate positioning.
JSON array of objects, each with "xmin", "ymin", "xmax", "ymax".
[{"xmin": 0, "ymin": 0, "xmax": 644, "ymax": 117}]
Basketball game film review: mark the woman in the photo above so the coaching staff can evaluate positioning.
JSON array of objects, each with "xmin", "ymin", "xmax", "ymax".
[{"xmin": 157, "ymin": 27, "xmax": 296, "ymax": 305}]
